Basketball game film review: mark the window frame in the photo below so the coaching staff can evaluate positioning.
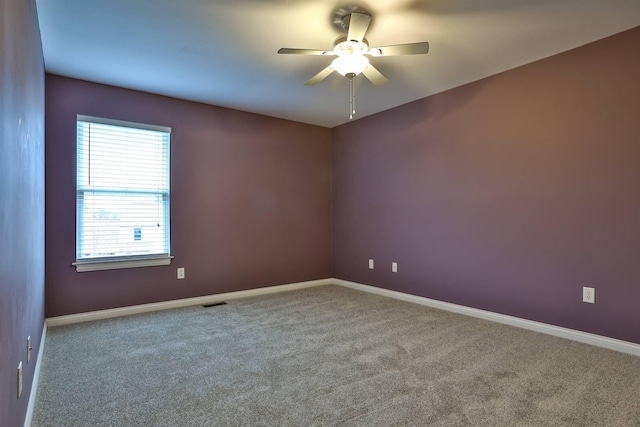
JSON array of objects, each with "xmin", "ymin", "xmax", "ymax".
[{"xmin": 72, "ymin": 115, "xmax": 173, "ymax": 272}]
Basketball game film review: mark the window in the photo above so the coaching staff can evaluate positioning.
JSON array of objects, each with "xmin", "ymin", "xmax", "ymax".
[{"xmin": 73, "ymin": 115, "xmax": 171, "ymax": 272}]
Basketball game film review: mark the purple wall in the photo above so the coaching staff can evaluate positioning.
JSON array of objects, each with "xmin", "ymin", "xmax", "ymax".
[
  {"xmin": 333, "ymin": 27, "xmax": 640, "ymax": 344},
  {"xmin": 0, "ymin": 0, "xmax": 45, "ymax": 424},
  {"xmin": 45, "ymin": 26, "xmax": 640, "ymax": 346},
  {"xmin": 45, "ymin": 75, "xmax": 332, "ymax": 317}
]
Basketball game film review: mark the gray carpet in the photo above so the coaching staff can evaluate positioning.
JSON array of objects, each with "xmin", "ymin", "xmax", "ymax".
[{"xmin": 33, "ymin": 285, "xmax": 640, "ymax": 426}]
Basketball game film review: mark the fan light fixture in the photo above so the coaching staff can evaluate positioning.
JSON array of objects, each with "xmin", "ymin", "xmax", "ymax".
[{"xmin": 331, "ymin": 55, "xmax": 370, "ymax": 76}]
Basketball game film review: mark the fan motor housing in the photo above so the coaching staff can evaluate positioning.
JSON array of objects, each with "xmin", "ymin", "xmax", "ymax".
[{"xmin": 333, "ymin": 36, "xmax": 369, "ymax": 56}]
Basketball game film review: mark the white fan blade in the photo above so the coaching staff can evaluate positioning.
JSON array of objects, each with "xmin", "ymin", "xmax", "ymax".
[
  {"xmin": 369, "ymin": 42, "xmax": 429, "ymax": 56},
  {"xmin": 305, "ymin": 66, "xmax": 335, "ymax": 86},
  {"xmin": 278, "ymin": 48, "xmax": 335, "ymax": 56},
  {"xmin": 347, "ymin": 13, "xmax": 372, "ymax": 43},
  {"xmin": 362, "ymin": 65, "xmax": 388, "ymax": 86}
]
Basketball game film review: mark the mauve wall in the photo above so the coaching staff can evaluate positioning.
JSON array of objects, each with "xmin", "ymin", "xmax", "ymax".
[
  {"xmin": 46, "ymin": 75, "xmax": 332, "ymax": 317},
  {"xmin": 0, "ymin": 0, "xmax": 45, "ymax": 424},
  {"xmin": 333, "ymin": 27, "xmax": 640, "ymax": 344}
]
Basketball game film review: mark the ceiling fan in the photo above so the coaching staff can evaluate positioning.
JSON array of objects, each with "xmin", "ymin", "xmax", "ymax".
[
  {"xmin": 278, "ymin": 12, "xmax": 429, "ymax": 119},
  {"xmin": 278, "ymin": 12, "xmax": 429, "ymax": 86}
]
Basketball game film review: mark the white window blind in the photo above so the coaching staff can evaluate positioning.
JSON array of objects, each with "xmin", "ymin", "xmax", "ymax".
[{"xmin": 74, "ymin": 115, "xmax": 171, "ymax": 271}]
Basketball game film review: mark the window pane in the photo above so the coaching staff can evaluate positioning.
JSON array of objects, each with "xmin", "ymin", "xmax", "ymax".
[{"xmin": 78, "ymin": 191, "xmax": 169, "ymax": 259}]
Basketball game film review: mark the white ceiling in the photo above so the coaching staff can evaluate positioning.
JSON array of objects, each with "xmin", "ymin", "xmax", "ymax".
[{"xmin": 36, "ymin": 0, "xmax": 640, "ymax": 128}]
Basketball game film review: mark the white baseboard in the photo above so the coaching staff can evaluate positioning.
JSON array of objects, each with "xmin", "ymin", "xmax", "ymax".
[
  {"xmin": 334, "ymin": 279, "xmax": 640, "ymax": 357},
  {"xmin": 46, "ymin": 278, "xmax": 333, "ymax": 327},
  {"xmin": 24, "ymin": 322, "xmax": 47, "ymax": 427},
  {"xmin": 44, "ymin": 277, "xmax": 640, "ymax": 357}
]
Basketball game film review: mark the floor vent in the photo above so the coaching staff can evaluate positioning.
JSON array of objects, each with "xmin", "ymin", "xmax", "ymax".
[{"xmin": 201, "ymin": 302, "xmax": 228, "ymax": 308}]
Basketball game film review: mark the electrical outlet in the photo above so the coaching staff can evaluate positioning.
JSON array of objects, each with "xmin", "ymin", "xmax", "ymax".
[
  {"xmin": 27, "ymin": 336, "xmax": 32, "ymax": 363},
  {"xmin": 177, "ymin": 268, "xmax": 185, "ymax": 280},
  {"xmin": 392, "ymin": 262, "xmax": 398, "ymax": 273},
  {"xmin": 17, "ymin": 362, "xmax": 22, "ymax": 398},
  {"xmin": 368, "ymin": 259, "xmax": 374, "ymax": 269},
  {"xmin": 583, "ymin": 287, "xmax": 595, "ymax": 304}
]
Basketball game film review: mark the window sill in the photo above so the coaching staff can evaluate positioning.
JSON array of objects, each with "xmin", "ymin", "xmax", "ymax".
[{"xmin": 73, "ymin": 256, "xmax": 173, "ymax": 272}]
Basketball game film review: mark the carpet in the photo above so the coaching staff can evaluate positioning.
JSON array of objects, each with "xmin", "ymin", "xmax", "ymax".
[{"xmin": 32, "ymin": 285, "xmax": 640, "ymax": 426}]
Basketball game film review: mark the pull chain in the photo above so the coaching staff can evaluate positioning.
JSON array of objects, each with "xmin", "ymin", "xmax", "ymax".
[{"xmin": 349, "ymin": 77, "xmax": 356, "ymax": 120}]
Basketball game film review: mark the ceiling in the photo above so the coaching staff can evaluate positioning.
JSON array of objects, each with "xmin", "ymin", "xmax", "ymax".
[{"xmin": 36, "ymin": 0, "xmax": 640, "ymax": 128}]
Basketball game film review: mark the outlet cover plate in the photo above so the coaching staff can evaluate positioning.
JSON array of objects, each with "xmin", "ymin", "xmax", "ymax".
[
  {"xmin": 583, "ymin": 287, "xmax": 595, "ymax": 304},
  {"xmin": 392, "ymin": 262, "xmax": 398, "ymax": 273},
  {"xmin": 177, "ymin": 268, "xmax": 185, "ymax": 279},
  {"xmin": 368, "ymin": 259, "xmax": 374, "ymax": 269}
]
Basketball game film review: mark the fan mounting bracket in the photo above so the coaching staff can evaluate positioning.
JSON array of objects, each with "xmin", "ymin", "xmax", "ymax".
[
  {"xmin": 331, "ymin": 6, "xmax": 372, "ymax": 33},
  {"xmin": 340, "ymin": 14, "xmax": 351, "ymax": 32}
]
